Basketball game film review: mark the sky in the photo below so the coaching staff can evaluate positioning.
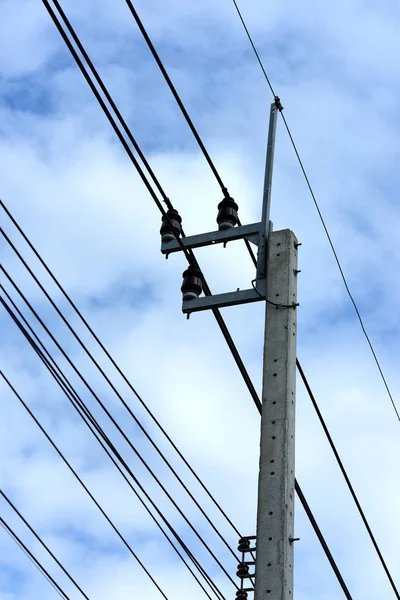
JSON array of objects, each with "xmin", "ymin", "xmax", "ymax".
[{"xmin": 0, "ymin": 0, "xmax": 400, "ymax": 599}]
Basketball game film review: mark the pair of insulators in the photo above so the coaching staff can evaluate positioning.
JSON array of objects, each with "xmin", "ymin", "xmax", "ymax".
[{"xmin": 160, "ymin": 196, "xmax": 238, "ymax": 243}]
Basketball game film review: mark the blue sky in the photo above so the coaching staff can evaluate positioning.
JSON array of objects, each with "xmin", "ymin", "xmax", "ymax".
[{"xmin": 1, "ymin": 0, "xmax": 400, "ymax": 599}]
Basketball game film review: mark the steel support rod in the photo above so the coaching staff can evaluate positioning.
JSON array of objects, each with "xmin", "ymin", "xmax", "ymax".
[
  {"xmin": 255, "ymin": 229, "xmax": 298, "ymax": 600},
  {"xmin": 257, "ymin": 103, "xmax": 278, "ymax": 280}
]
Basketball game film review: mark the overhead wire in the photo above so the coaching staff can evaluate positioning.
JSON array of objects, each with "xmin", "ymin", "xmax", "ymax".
[
  {"xmin": 0, "ymin": 372, "xmax": 170, "ymax": 600},
  {"xmin": 0, "ymin": 265, "xmax": 238, "ymax": 590},
  {"xmin": 0, "ymin": 516, "xmax": 70, "ymax": 600},
  {"xmin": 1, "ymin": 233, "xmax": 351, "ymax": 599},
  {"xmin": 230, "ymin": 0, "xmax": 400, "ymax": 424},
  {"xmin": 0, "ymin": 292, "xmax": 223, "ymax": 600},
  {"xmin": 0, "ymin": 489, "xmax": 90, "ymax": 600},
  {"xmin": 230, "ymin": 2, "xmax": 400, "ymax": 595},
  {"xmin": 121, "ymin": 0, "xmax": 257, "ymax": 265},
  {"xmin": 1, "ymin": 198, "xmax": 244, "ymax": 545},
  {"xmin": 296, "ymin": 359, "xmax": 400, "ymax": 599},
  {"xmin": 294, "ymin": 482, "xmax": 352, "ymax": 600},
  {"xmin": 1, "ymin": 228, "xmax": 240, "ymax": 568},
  {"xmin": 41, "ymin": 0, "xmax": 261, "ymax": 415},
  {"xmin": 19, "ymin": 2, "xmax": 356, "ymax": 595}
]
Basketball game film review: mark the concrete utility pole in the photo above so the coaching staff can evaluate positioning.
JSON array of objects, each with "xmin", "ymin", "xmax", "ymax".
[
  {"xmin": 255, "ymin": 228, "xmax": 298, "ymax": 600},
  {"xmin": 160, "ymin": 99, "xmax": 299, "ymax": 600}
]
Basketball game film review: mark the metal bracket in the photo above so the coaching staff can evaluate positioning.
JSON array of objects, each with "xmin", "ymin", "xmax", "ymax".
[
  {"xmin": 161, "ymin": 222, "xmax": 262, "ymax": 255},
  {"xmin": 182, "ymin": 278, "xmax": 266, "ymax": 314}
]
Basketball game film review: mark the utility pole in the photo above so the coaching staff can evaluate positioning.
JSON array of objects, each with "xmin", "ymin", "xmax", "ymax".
[
  {"xmin": 160, "ymin": 99, "xmax": 299, "ymax": 600},
  {"xmin": 255, "ymin": 227, "xmax": 298, "ymax": 600}
]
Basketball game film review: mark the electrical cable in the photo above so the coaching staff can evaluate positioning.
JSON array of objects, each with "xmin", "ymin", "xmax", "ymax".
[
  {"xmin": 0, "ymin": 269, "xmax": 351, "ymax": 599},
  {"xmin": 0, "ymin": 489, "xmax": 90, "ymax": 600},
  {"xmin": 294, "ymin": 481, "xmax": 352, "ymax": 600},
  {"xmin": 0, "ymin": 127, "xmax": 350, "ymax": 600},
  {"xmin": 0, "ymin": 516, "xmax": 69, "ymax": 600},
  {"xmin": 1, "ymin": 199, "xmax": 245, "ymax": 548},
  {"xmin": 121, "ymin": 0, "xmax": 257, "ymax": 264},
  {"xmin": 0, "ymin": 371, "xmax": 171, "ymax": 600},
  {"xmin": 230, "ymin": 3, "xmax": 400, "ymax": 593},
  {"xmin": 231, "ymin": 0, "xmax": 400, "ymax": 424},
  {"xmin": 296, "ymin": 359, "xmax": 400, "ymax": 599},
  {"xmin": 0, "ymin": 290, "xmax": 224, "ymax": 600},
  {"xmin": 1, "ymin": 228, "xmax": 239, "ymax": 567},
  {"xmin": 231, "ymin": 0, "xmax": 276, "ymax": 97},
  {"xmin": 40, "ymin": 0, "xmax": 261, "ymax": 415},
  {"xmin": 0, "ymin": 266, "xmax": 238, "ymax": 590},
  {"xmin": 49, "ymin": 0, "xmax": 171, "ymax": 210},
  {"xmin": 123, "ymin": 0, "xmax": 227, "ymax": 197},
  {"xmin": 8, "ymin": 5, "xmax": 358, "ymax": 594},
  {"xmin": 40, "ymin": 0, "xmax": 193, "ymax": 267}
]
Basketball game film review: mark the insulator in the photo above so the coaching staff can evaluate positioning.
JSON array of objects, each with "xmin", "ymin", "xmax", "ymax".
[
  {"xmin": 160, "ymin": 208, "xmax": 182, "ymax": 242},
  {"xmin": 216, "ymin": 196, "xmax": 238, "ymax": 230},
  {"xmin": 181, "ymin": 265, "xmax": 203, "ymax": 301},
  {"xmin": 238, "ymin": 538, "xmax": 251, "ymax": 553},
  {"xmin": 236, "ymin": 562, "xmax": 250, "ymax": 579},
  {"xmin": 236, "ymin": 591, "xmax": 248, "ymax": 600}
]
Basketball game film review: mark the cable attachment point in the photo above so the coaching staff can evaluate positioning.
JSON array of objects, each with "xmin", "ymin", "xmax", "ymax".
[
  {"xmin": 160, "ymin": 208, "xmax": 182, "ymax": 243},
  {"xmin": 236, "ymin": 591, "xmax": 248, "ymax": 600},
  {"xmin": 289, "ymin": 536, "xmax": 300, "ymax": 544},
  {"xmin": 217, "ymin": 196, "xmax": 239, "ymax": 230},
  {"xmin": 181, "ymin": 265, "xmax": 203, "ymax": 301},
  {"xmin": 274, "ymin": 96, "xmax": 284, "ymax": 111},
  {"xmin": 163, "ymin": 196, "xmax": 174, "ymax": 211}
]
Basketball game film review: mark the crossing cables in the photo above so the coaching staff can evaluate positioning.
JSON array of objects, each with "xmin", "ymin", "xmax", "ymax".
[
  {"xmin": 230, "ymin": 0, "xmax": 400, "ymax": 425},
  {"xmin": 28, "ymin": 2, "xmax": 356, "ymax": 597}
]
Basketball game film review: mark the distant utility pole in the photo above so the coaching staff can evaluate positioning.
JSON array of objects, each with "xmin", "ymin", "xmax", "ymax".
[{"xmin": 160, "ymin": 99, "xmax": 299, "ymax": 600}]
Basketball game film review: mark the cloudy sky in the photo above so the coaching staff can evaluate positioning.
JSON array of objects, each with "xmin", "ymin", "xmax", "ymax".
[{"xmin": 1, "ymin": 0, "xmax": 399, "ymax": 598}]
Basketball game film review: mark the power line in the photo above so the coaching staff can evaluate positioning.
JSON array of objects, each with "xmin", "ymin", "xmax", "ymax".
[
  {"xmin": 231, "ymin": 0, "xmax": 275, "ymax": 97},
  {"xmin": 1, "ymin": 229, "xmax": 239, "ymax": 568},
  {"xmin": 1, "ymin": 202, "xmax": 353, "ymax": 598},
  {"xmin": 294, "ymin": 482, "xmax": 352, "ymax": 600},
  {"xmin": 123, "ymin": 0, "xmax": 227, "ymax": 197},
  {"xmin": 2, "ymin": 272, "xmax": 351, "ymax": 598},
  {"xmin": 0, "ymin": 489, "xmax": 90, "ymax": 600},
  {"xmin": 229, "ymin": 3, "xmax": 399, "ymax": 593},
  {"xmin": 0, "ymin": 371, "xmax": 170, "ymax": 600},
  {"xmin": 17, "ymin": 5, "xmax": 355, "ymax": 593},
  {"xmin": 121, "ymin": 0, "xmax": 257, "ymax": 264},
  {"xmin": 230, "ymin": 0, "xmax": 400, "ymax": 424},
  {"xmin": 0, "ymin": 266, "xmax": 238, "ymax": 590},
  {"xmin": 0, "ymin": 516, "xmax": 69, "ymax": 600},
  {"xmin": 0, "ymin": 290, "xmax": 224, "ymax": 600},
  {"xmin": 49, "ymin": 0, "xmax": 171, "ymax": 210},
  {"xmin": 40, "ymin": 0, "xmax": 261, "ymax": 414},
  {"xmin": 40, "ymin": 1, "xmax": 194, "ymax": 268},
  {"xmin": 0, "ymin": 199, "xmax": 244, "ymax": 546},
  {"xmin": 296, "ymin": 359, "xmax": 400, "ymax": 599}
]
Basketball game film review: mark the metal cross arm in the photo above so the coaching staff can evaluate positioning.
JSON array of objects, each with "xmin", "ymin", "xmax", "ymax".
[
  {"xmin": 183, "ymin": 281, "xmax": 267, "ymax": 314},
  {"xmin": 160, "ymin": 221, "xmax": 262, "ymax": 255}
]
